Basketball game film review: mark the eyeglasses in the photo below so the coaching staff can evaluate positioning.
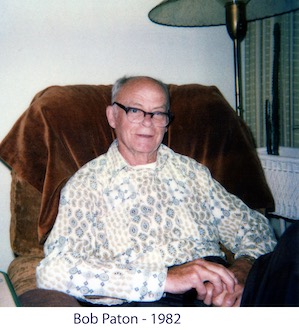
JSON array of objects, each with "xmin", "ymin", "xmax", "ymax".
[{"xmin": 113, "ymin": 102, "xmax": 172, "ymax": 127}]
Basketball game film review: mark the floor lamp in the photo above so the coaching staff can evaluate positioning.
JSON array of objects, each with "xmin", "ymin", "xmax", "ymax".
[{"xmin": 149, "ymin": 0, "xmax": 299, "ymax": 118}]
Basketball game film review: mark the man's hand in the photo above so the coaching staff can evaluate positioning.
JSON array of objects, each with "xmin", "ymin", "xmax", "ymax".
[
  {"xmin": 165, "ymin": 258, "xmax": 237, "ymax": 300},
  {"xmin": 202, "ymin": 282, "xmax": 244, "ymax": 306},
  {"xmin": 229, "ymin": 256, "xmax": 254, "ymax": 285},
  {"xmin": 203, "ymin": 256, "xmax": 254, "ymax": 307}
]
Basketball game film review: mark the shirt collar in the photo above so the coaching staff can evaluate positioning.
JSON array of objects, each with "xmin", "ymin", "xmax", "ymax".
[{"xmin": 106, "ymin": 139, "xmax": 172, "ymax": 176}]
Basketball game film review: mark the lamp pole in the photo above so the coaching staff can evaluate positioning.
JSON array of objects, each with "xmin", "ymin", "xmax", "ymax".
[{"xmin": 222, "ymin": 1, "xmax": 249, "ymax": 118}]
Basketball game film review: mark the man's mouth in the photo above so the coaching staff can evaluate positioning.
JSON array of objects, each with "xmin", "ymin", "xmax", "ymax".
[{"xmin": 136, "ymin": 134, "xmax": 153, "ymax": 138}]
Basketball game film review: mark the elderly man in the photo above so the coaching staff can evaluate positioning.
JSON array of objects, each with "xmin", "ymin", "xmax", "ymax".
[{"xmin": 36, "ymin": 76, "xmax": 277, "ymax": 307}]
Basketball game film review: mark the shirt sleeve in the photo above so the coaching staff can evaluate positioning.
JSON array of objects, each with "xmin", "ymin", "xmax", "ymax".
[
  {"xmin": 36, "ymin": 174, "xmax": 167, "ymax": 305},
  {"xmin": 205, "ymin": 170, "xmax": 277, "ymax": 259}
]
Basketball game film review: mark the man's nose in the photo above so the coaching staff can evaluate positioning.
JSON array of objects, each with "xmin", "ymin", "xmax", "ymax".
[{"xmin": 141, "ymin": 113, "xmax": 153, "ymax": 127}]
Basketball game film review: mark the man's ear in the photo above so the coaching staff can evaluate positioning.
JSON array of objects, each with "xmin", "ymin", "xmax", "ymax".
[{"xmin": 106, "ymin": 105, "xmax": 117, "ymax": 129}]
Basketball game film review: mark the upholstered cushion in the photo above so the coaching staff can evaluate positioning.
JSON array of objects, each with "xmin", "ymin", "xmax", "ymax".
[
  {"xmin": 10, "ymin": 171, "xmax": 43, "ymax": 257},
  {"xmin": 7, "ymin": 256, "xmax": 42, "ymax": 296},
  {"xmin": 19, "ymin": 289, "xmax": 81, "ymax": 307}
]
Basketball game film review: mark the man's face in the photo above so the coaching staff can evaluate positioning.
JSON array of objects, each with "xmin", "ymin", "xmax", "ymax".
[{"xmin": 106, "ymin": 78, "xmax": 168, "ymax": 165}]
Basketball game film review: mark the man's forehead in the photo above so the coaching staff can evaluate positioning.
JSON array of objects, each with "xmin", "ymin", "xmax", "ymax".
[
  {"xmin": 123, "ymin": 77, "xmax": 162, "ymax": 91},
  {"xmin": 118, "ymin": 79, "xmax": 166, "ymax": 101}
]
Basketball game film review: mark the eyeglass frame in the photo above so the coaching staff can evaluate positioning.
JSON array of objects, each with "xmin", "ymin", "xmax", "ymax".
[{"xmin": 113, "ymin": 102, "xmax": 173, "ymax": 127}]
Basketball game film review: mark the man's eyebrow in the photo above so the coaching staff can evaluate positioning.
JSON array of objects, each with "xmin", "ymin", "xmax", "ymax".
[
  {"xmin": 153, "ymin": 105, "xmax": 167, "ymax": 111},
  {"xmin": 130, "ymin": 103, "xmax": 167, "ymax": 111}
]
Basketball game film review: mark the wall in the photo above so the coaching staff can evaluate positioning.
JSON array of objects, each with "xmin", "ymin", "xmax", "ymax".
[{"xmin": 0, "ymin": 0, "xmax": 234, "ymax": 271}]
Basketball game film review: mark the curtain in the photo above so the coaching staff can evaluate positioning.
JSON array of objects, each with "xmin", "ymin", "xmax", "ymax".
[{"xmin": 243, "ymin": 10, "xmax": 299, "ymax": 148}]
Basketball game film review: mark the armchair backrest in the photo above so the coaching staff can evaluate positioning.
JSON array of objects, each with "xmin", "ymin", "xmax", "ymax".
[{"xmin": 0, "ymin": 84, "xmax": 274, "ymax": 257}]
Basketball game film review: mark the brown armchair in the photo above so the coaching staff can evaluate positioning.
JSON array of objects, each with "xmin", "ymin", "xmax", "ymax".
[{"xmin": 0, "ymin": 83, "xmax": 274, "ymax": 306}]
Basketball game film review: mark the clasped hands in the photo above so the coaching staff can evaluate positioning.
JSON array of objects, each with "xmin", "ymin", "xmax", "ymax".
[{"xmin": 165, "ymin": 258, "xmax": 245, "ymax": 307}]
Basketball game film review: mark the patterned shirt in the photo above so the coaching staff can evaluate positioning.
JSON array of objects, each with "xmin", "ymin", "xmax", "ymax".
[{"xmin": 36, "ymin": 140, "xmax": 276, "ymax": 305}]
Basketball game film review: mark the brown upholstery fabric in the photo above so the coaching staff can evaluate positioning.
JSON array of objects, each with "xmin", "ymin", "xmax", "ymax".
[
  {"xmin": 10, "ymin": 171, "xmax": 43, "ymax": 257},
  {"xmin": 166, "ymin": 84, "xmax": 272, "ymax": 210},
  {"xmin": 7, "ymin": 256, "xmax": 42, "ymax": 296},
  {"xmin": 1, "ymin": 85, "xmax": 115, "ymax": 243},
  {"xmin": 0, "ymin": 84, "xmax": 274, "ymax": 246},
  {"xmin": 19, "ymin": 289, "xmax": 81, "ymax": 307}
]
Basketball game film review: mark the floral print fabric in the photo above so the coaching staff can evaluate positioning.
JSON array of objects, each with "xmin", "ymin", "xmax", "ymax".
[{"xmin": 36, "ymin": 140, "xmax": 276, "ymax": 305}]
